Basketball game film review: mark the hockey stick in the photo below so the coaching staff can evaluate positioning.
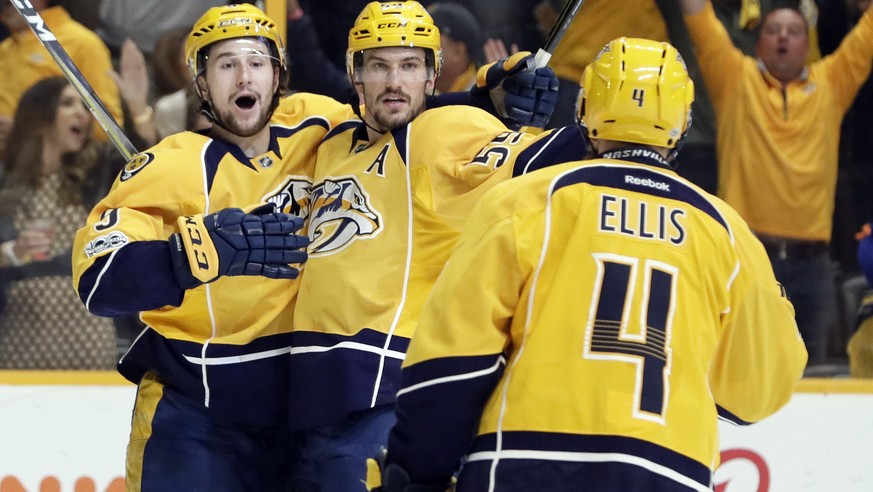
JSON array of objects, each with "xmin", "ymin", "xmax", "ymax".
[
  {"xmin": 534, "ymin": 0, "xmax": 586, "ymax": 67},
  {"xmin": 9, "ymin": 0, "xmax": 138, "ymax": 161}
]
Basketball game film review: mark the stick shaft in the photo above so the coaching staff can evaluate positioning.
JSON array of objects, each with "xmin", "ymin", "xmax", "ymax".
[
  {"xmin": 535, "ymin": 0, "xmax": 586, "ymax": 67},
  {"xmin": 9, "ymin": 0, "xmax": 138, "ymax": 161}
]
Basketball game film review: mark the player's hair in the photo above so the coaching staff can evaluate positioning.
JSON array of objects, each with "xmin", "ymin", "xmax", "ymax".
[
  {"xmin": 578, "ymin": 37, "xmax": 694, "ymax": 155},
  {"xmin": 185, "ymin": 3, "xmax": 287, "ymax": 120},
  {"xmin": 346, "ymin": 1, "xmax": 442, "ymax": 82}
]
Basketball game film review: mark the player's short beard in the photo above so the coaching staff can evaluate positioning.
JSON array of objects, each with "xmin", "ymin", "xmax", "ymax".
[
  {"xmin": 214, "ymin": 101, "xmax": 273, "ymax": 138},
  {"xmin": 368, "ymin": 91, "xmax": 426, "ymax": 133}
]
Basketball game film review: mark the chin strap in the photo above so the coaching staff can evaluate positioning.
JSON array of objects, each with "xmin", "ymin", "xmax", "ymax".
[
  {"xmin": 347, "ymin": 87, "xmax": 387, "ymax": 138},
  {"xmin": 666, "ymin": 110, "xmax": 694, "ymax": 168}
]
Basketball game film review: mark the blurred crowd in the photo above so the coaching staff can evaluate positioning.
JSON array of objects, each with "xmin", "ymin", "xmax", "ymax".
[{"xmin": 0, "ymin": 0, "xmax": 871, "ymax": 374}]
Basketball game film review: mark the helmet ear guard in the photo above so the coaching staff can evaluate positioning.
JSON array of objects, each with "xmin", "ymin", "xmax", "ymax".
[
  {"xmin": 577, "ymin": 37, "xmax": 694, "ymax": 161},
  {"xmin": 345, "ymin": 1, "xmax": 442, "ymax": 83}
]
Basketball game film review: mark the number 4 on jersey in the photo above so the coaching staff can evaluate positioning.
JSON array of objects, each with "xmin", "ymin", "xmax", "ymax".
[{"xmin": 584, "ymin": 253, "xmax": 676, "ymax": 424}]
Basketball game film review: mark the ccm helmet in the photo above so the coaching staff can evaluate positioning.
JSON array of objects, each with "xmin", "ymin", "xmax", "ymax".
[
  {"xmin": 185, "ymin": 3, "xmax": 287, "ymax": 81},
  {"xmin": 579, "ymin": 37, "xmax": 694, "ymax": 150},
  {"xmin": 346, "ymin": 1, "xmax": 442, "ymax": 81}
]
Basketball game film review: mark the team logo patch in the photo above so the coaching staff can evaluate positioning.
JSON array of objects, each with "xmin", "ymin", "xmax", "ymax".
[
  {"xmin": 308, "ymin": 176, "xmax": 381, "ymax": 255},
  {"xmin": 84, "ymin": 231, "xmax": 129, "ymax": 257},
  {"xmin": 120, "ymin": 152, "xmax": 154, "ymax": 182}
]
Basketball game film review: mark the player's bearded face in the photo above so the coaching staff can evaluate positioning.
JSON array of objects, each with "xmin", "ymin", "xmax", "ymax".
[
  {"xmin": 358, "ymin": 47, "xmax": 434, "ymax": 133},
  {"xmin": 201, "ymin": 38, "xmax": 279, "ymax": 137}
]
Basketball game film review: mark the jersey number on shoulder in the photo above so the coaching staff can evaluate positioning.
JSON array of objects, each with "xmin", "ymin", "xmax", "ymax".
[
  {"xmin": 584, "ymin": 253, "xmax": 676, "ymax": 424},
  {"xmin": 94, "ymin": 209, "xmax": 120, "ymax": 232},
  {"xmin": 470, "ymin": 131, "xmax": 524, "ymax": 170}
]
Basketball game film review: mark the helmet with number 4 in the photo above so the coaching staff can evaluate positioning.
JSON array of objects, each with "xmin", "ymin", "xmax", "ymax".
[
  {"xmin": 578, "ymin": 37, "xmax": 694, "ymax": 150},
  {"xmin": 185, "ymin": 3, "xmax": 287, "ymax": 81},
  {"xmin": 346, "ymin": 1, "xmax": 442, "ymax": 81}
]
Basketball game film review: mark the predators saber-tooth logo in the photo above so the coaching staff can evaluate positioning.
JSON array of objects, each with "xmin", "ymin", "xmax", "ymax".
[
  {"xmin": 263, "ymin": 176, "xmax": 312, "ymax": 219},
  {"xmin": 308, "ymin": 177, "xmax": 381, "ymax": 255}
]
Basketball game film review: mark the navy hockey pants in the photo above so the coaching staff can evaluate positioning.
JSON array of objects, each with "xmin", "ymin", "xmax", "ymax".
[
  {"xmin": 126, "ymin": 372, "xmax": 294, "ymax": 492},
  {"xmin": 291, "ymin": 403, "xmax": 396, "ymax": 492}
]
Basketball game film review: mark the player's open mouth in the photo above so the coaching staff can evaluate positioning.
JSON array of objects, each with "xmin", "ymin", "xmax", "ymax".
[
  {"xmin": 381, "ymin": 95, "xmax": 407, "ymax": 106},
  {"xmin": 70, "ymin": 125, "xmax": 84, "ymax": 136},
  {"xmin": 235, "ymin": 95, "xmax": 257, "ymax": 109}
]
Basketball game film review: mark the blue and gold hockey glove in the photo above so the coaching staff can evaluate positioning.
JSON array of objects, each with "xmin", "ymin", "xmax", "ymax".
[
  {"xmin": 365, "ymin": 450, "xmax": 452, "ymax": 492},
  {"xmin": 472, "ymin": 51, "xmax": 559, "ymax": 128},
  {"xmin": 169, "ymin": 204, "xmax": 309, "ymax": 289}
]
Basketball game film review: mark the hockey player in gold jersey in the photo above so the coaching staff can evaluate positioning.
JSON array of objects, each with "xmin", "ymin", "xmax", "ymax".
[
  {"xmin": 71, "ymin": 3, "xmax": 565, "ymax": 490},
  {"xmin": 70, "ymin": 4, "xmax": 345, "ymax": 491},
  {"xmin": 288, "ymin": 1, "xmax": 587, "ymax": 489},
  {"xmin": 71, "ymin": 3, "xmax": 567, "ymax": 490},
  {"xmin": 368, "ymin": 38, "xmax": 808, "ymax": 492}
]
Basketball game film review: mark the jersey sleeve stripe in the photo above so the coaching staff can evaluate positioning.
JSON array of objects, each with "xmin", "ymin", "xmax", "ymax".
[
  {"xmin": 397, "ymin": 355, "xmax": 505, "ymax": 397},
  {"xmin": 466, "ymin": 431, "xmax": 713, "ymax": 491}
]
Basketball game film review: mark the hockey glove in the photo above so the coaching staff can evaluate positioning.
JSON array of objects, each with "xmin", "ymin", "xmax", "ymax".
[
  {"xmin": 169, "ymin": 204, "xmax": 309, "ymax": 289},
  {"xmin": 472, "ymin": 51, "xmax": 559, "ymax": 128},
  {"xmin": 365, "ymin": 450, "xmax": 452, "ymax": 492}
]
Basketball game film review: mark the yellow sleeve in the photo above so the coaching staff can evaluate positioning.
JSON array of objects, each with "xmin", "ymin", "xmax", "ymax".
[
  {"xmin": 408, "ymin": 107, "xmax": 524, "ymax": 230},
  {"xmin": 405, "ymin": 181, "xmax": 522, "ymax": 365},
  {"xmin": 684, "ymin": 2, "xmax": 749, "ymax": 112},
  {"xmin": 817, "ymin": 7, "xmax": 873, "ymax": 113},
  {"xmin": 709, "ymin": 215, "xmax": 808, "ymax": 423},
  {"xmin": 71, "ymin": 149, "xmax": 199, "ymax": 291}
]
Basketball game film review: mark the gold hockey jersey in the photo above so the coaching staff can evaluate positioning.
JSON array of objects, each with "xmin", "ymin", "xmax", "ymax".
[
  {"xmin": 71, "ymin": 93, "xmax": 353, "ymax": 426},
  {"xmin": 289, "ymin": 106, "xmax": 588, "ymax": 428},
  {"xmin": 387, "ymin": 151, "xmax": 808, "ymax": 491}
]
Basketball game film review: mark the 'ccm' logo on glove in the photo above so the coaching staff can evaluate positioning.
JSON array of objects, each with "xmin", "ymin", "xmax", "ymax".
[
  {"xmin": 179, "ymin": 214, "xmax": 219, "ymax": 282},
  {"xmin": 169, "ymin": 206, "xmax": 309, "ymax": 289}
]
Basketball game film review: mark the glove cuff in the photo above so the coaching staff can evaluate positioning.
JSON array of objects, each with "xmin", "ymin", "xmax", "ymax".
[
  {"xmin": 168, "ymin": 233, "xmax": 204, "ymax": 289},
  {"xmin": 174, "ymin": 214, "xmax": 220, "ymax": 284}
]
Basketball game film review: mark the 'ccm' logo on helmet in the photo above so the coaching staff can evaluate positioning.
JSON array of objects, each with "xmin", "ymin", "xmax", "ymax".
[
  {"xmin": 218, "ymin": 18, "xmax": 254, "ymax": 28},
  {"xmin": 377, "ymin": 22, "xmax": 408, "ymax": 28}
]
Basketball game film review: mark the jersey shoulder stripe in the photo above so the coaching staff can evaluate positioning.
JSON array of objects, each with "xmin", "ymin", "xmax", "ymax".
[
  {"xmin": 275, "ymin": 91, "xmax": 354, "ymax": 127},
  {"xmin": 323, "ymin": 119, "xmax": 362, "ymax": 143},
  {"xmin": 272, "ymin": 116, "xmax": 332, "ymax": 143},
  {"xmin": 553, "ymin": 162, "xmax": 732, "ymax": 238},
  {"xmin": 512, "ymin": 125, "xmax": 589, "ymax": 177}
]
